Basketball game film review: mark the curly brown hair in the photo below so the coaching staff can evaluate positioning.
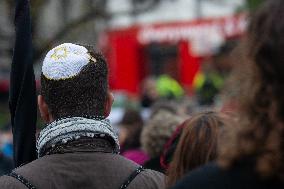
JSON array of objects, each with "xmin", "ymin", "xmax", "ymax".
[{"xmin": 219, "ymin": 0, "xmax": 284, "ymax": 180}]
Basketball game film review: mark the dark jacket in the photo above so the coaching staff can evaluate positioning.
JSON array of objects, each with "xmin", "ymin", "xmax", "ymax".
[
  {"xmin": 0, "ymin": 154, "xmax": 13, "ymax": 176},
  {"xmin": 0, "ymin": 138, "xmax": 165, "ymax": 189},
  {"xmin": 171, "ymin": 162, "xmax": 284, "ymax": 189},
  {"xmin": 144, "ymin": 156, "xmax": 165, "ymax": 174}
]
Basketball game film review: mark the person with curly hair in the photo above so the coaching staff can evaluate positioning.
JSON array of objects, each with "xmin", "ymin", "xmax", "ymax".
[
  {"xmin": 171, "ymin": 0, "xmax": 284, "ymax": 188},
  {"xmin": 141, "ymin": 110, "xmax": 184, "ymax": 173}
]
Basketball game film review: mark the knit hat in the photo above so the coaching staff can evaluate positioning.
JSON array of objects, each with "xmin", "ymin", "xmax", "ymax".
[{"xmin": 42, "ymin": 43, "xmax": 96, "ymax": 80}]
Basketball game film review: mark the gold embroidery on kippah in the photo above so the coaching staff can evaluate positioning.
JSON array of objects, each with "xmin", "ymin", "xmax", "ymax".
[
  {"xmin": 44, "ymin": 45, "xmax": 96, "ymax": 81},
  {"xmin": 88, "ymin": 53, "xmax": 97, "ymax": 63},
  {"xmin": 51, "ymin": 47, "xmax": 68, "ymax": 61}
]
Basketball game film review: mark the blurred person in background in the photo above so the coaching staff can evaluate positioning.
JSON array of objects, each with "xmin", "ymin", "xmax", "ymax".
[
  {"xmin": 0, "ymin": 124, "xmax": 13, "ymax": 159},
  {"xmin": 193, "ymin": 60, "xmax": 223, "ymax": 106},
  {"xmin": 0, "ymin": 149, "xmax": 13, "ymax": 176},
  {"xmin": 213, "ymin": 39, "xmax": 238, "ymax": 77},
  {"xmin": 141, "ymin": 109, "xmax": 183, "ymax": 173},
  {"xmin": 150, "ymin": 100, "xmax": 188, "ymax": 119},
  {"xmin": 156, "ymin": 74, "xmax": 184, "ymax": 100},
  {"xmin": 141, "ymin": 77, "xmax": 160, "ymax": 108},
  {"xmin": 193, "ymin": 40, "xmax": 237, "ymax": 106},
  {"xmin": 0, "ymin": 125, "xmax": 13, "ymax": 176},
  {"xmin": 119, "ymin": 109, "xmax": 149, "ymax": 165},
  {"xmin": 171, "ymin": 0, "xmax": 284, "ymax": 188},
  {"xmin": 0, "ymin": 43, "xmax": 165, "ymax": 189},
  {"xmin": 166, "ymin": 111, "xmax": 231, "ymax": 187}
]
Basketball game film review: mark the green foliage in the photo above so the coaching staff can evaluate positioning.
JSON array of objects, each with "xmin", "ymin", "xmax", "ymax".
[{"xmin": 246, "ymin": 0, "xmax": 265, "ymax": 11}]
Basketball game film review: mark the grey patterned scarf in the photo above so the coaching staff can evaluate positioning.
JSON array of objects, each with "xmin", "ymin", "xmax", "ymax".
[{"xmin": 36, "ymin": 117, "xmax": 120, "ymax": 157}]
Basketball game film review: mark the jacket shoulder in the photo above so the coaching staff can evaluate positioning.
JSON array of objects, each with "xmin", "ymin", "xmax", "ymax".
[
  {"xmin": 128, "ymin": 169, "xmax": 165, "ymax": 189},
  {"xmin": 170, "ymin": 162, "xmax": 284, "ymax": 189},
  {"xmin": 0, "ymin": 175, "xmax": 28, "ymax": 189},
  {"xmin": 171, "ymin": 163, "xmax": 229, "ymax": 189}
]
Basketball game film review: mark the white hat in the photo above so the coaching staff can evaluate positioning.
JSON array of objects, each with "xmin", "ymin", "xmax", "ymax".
[{"xmin": 42, "ymin": 43, "xmax": 96, "ymax": 80}]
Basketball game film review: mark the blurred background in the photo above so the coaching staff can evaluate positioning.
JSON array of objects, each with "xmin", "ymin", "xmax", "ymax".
[{"xmin": 0, "ymin": 0, "xmax": 264, "ymax": 168}]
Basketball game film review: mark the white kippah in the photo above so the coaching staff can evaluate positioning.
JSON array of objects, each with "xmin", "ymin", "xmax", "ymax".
[{"xmin": 42, "ymin": 43, "xmax": 96, "ymax": 80}]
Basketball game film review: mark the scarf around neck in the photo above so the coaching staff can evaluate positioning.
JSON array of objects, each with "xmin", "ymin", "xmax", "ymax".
[{"xmin": 36, "ymin": 117, "xmax": 120, "ymax": 157}]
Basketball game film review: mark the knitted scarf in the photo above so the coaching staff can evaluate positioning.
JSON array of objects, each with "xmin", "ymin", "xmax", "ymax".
[{"xmin": 37, "ymin": 117, "xmax": 119, "ymax": 157}]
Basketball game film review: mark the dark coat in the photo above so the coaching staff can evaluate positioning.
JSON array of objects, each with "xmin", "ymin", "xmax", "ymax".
[
  {"xmin": 0, "ymin": 154, "xmax": 13, "ymax": 176},
  {"xmin": 143, "ymin": 156, "xmax": 165, "ymax": 174},
  {"xmin": 171, "ymin": 162, "xmax": 284, "ymax": 189},
  {"xmin": 0, "ymin": 138, "xmax": 165, "ymax": 189}
]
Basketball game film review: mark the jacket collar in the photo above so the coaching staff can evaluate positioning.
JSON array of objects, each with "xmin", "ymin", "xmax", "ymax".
[
  {"xmin": 37, "ymin": 117, "xmax": 120, "ymax": 157},
  {"xmin": 44, "ymin": 137, "xmax": 116, "ymax": 155}
]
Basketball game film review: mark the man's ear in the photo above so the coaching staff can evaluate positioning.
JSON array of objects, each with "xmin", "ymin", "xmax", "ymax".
[
  {"xmin": 38, "ymin": 95, "xmax": 53, "ymax": 123},
  {"xmin": 104, "ymin": 92, "xmax": 114, "ymax": 117}
]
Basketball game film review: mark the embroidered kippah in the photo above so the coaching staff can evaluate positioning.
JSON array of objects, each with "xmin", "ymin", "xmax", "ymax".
[{"xmin": 42, "ymin": 43, "xmax": 96, "ymax": 80}]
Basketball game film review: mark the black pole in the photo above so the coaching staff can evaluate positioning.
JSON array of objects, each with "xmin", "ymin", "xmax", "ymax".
[{"xmin": 10, "ymin": 0, "xmax": 37, "ymax": 167}]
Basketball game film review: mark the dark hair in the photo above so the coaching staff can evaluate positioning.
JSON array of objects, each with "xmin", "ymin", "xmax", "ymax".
[
  {"xmin": 119, "ymin": 108, "xmax": 144, "ymax": 152},
  {"xmin": 219, "ymin": 0, "xmax": 284, "ymax": 180},
  {"xmin": 40, "ymin": 45, "xmax": 109, "ymax": 119},
  {"xmin": 167, "ymin": 111, "xmax": 229, "ymax": 187}
]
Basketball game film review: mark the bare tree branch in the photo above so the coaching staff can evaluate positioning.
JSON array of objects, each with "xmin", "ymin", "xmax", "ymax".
[
  {"xmin": 33, "ymin": 0, "xmax": 162, "ymax": 63},
  {"xmin": 2, "ymin": 0, "xmax": 163, "ymax": 63},
  {"xmin": 33, "ymin": 8, "xmax": 110, "ymax": 62},
  {"xmin": 131, "ymin": 0, "xmax": 161, "ymax": 15}
]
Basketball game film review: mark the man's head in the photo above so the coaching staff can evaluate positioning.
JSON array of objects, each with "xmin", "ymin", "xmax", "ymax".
[{"xmin": 38, "ymin": 43, "xmax": 113, "ymax": 123}]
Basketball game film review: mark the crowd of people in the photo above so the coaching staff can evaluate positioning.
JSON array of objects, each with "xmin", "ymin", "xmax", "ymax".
[{"xmin": 0, "ymin": 0, "xmax": 284, "ymax": 188}]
